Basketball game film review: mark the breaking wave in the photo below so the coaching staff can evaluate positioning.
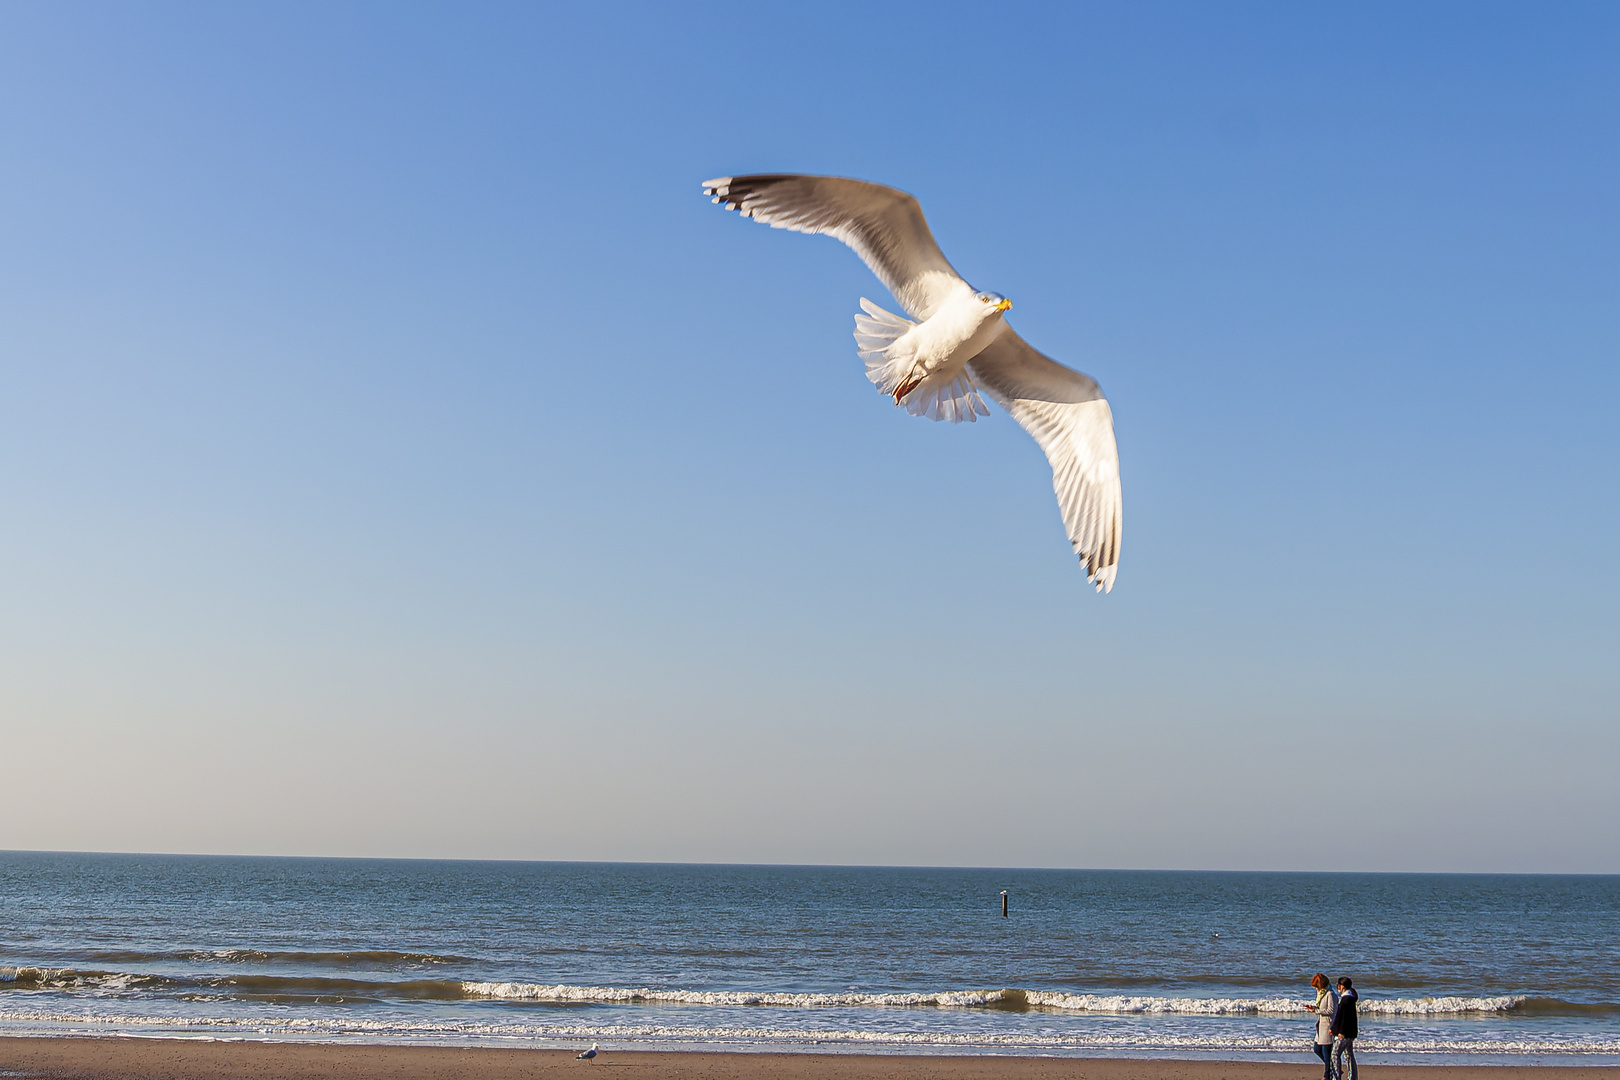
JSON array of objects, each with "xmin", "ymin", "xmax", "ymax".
[
  {"xmin": 7, "ymin": 968, "xmax": 1611, "ymax": 1019},
  {"xmin": 0, "ymin": 967, "xmax": 468, "ymax": 1003},
  {"xmin": 1, "ymin": 1005, "xmax": 1618, "ymax": 1056},
  {"xmin": 3, "ymin": 965, "xmax": 1594, "ymax": 1016},
  {"xmin": 13, "ymin": 949, "xmax": 472, "ymax": 967},
  {"xmin": 462, "ymin": 983, "xmax": 1546, "ymax": 1016}
]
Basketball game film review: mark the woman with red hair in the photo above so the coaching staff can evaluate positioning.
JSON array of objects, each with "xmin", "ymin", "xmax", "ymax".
[{"xmin": 1304, "ymin": 973, "xmax": 1338, "ymax": 1079}]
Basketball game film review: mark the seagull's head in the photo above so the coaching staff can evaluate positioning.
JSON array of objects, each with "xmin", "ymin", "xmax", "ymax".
[{"xmin": 976, "ymin": 291, "xmax": 1012, "ymax": 313}]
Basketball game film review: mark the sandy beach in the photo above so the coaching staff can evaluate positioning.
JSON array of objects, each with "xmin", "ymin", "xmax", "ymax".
[{"xmin": 2, "ymin": 1039, "xmax": 1618, "ymax": 1080}]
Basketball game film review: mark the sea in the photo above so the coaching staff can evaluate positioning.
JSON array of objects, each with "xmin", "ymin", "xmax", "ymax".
[{"xmin": 2, "ymin": 853, "xmax": 1616, "ymax": 1063}]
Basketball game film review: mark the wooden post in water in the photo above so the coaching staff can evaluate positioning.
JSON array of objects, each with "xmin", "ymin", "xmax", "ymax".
[{"xmin": 1001, "ymin": 890, "xmax": 1008, "ymax": 918}]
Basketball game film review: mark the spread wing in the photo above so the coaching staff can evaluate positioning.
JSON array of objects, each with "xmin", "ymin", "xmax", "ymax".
[
  {"xmin": 703, "ymin": 174, "xmax": 970, "ymax": 320},
  {"xmin": 969, "ymin": 329, "xmax": 1123, "ymax": 592}
]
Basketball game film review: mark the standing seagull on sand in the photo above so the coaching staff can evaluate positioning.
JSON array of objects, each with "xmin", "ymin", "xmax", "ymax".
[
  {"xmin": 576, "ymin": 1043, "xmax": 599, "ymax": 1063},
  {"xmin": 703, "ymin": 174, "xmax": 1123, "ymax": 592}
]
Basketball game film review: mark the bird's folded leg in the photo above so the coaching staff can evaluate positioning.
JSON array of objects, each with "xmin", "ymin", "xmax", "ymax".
[{"xmin": 893, "ymin": 371, "xmax": 924, "ymax": 402}]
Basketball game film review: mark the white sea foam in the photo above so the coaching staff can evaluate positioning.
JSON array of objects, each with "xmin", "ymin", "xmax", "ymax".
[
  {"xmin": 459, "ymin": 982, "xmax": 1529, "ymax": 1016},
  {"xmin": 1021, "ymin": 993, "xmax": 1304, "ymax": 1015},
  {"xmin": 1359, "ymin": 996, "xmax": 1529, "ymax": 1015},
  {"xmin": 461, "ymin": 983, "xmax": 1006, "ymax": 1008},
  {"xmin": 1, "ymin": 1005, "xmax": 1616, "ymax": 1056},
  {"xmin": 0, "ymin": 967, "xmax": 1537, "ymax": 1018},
  {"xmin": 0, "ymin": 966, "xmax": 169, "ymax": 996},
  {"xmin": 1021, "ymin": 992, "xmax": 1530, "ymax": 1016}
]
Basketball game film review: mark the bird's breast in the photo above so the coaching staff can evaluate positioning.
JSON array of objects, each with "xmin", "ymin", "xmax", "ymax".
[
  {"xmin": 906, "ymin": 307, "xmax": 1006, "ymax": 374},
  {"xmin": 954, "ymin": 313, "xmax": 1008, "ymax": 364}
]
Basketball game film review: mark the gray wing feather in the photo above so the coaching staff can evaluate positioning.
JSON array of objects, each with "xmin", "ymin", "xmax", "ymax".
[
  {"xmin": 970, "ymin": 330, "xmax": 1123, "ymax": 592},
  {"xmin": 703, "ymin": 174, "xmax": 967, "ymax": 320}
]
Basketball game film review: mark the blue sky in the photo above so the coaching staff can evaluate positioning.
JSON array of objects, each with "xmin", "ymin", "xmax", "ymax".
[{"xmin": 2, "ymin": 2, "xmax": 1616, "ymax": 871}]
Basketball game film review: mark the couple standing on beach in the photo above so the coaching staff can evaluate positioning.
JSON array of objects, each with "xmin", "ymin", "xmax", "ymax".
[{"xmin": 1306, "ymin": 973, "xmax": 1359, "ymax": 1080}]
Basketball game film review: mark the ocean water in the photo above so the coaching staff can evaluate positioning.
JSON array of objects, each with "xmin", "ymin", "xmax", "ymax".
[{"xmin": 1, "ymin": 853, "xmax": 1616, "ymax": 1062}]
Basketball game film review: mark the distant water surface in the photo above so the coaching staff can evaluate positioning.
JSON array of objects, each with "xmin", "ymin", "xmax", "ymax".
[{"xmin": 2, "ymin": 853, "xmax": 1616, "ymax": 1062}]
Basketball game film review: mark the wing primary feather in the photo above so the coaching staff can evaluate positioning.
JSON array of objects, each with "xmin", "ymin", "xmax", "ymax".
[
  {"xmin": 968, "ymin": 328, "xmax": 1123, "ymax": 591},
  {"xmin": 703, "ymin": 173, "xmax": 1123, "ymax": 592},
  {"xmin": 701, "ymin": 173, "xmax": 969, "ymax": 320}
]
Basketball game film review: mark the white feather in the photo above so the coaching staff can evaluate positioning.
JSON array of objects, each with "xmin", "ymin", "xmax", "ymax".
[
  {"xmin": 707, "ymin": 173, "xmax": 1124, "ymax": 590},
  {"xmin": 853, "ymin": 296, "xmax": 992, "ymax": 423},
  {"xmin": 969, "ymin": 332, "xmax": 1122, "ymax": 592},
  {"xmin": 703, "ymin": 176, "xmax": 966, "ymax": 320}
]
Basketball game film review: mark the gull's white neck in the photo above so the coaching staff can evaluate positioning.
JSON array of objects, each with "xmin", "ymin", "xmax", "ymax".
[{"xmin": 907, "ymin": 289, "xmax": 1008, "ymax": 374}]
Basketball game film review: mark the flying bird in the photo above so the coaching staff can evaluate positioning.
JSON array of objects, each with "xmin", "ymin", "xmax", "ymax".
[
  {"xmin": 576, "ymin": 1043, "xmax": 599, "ymax": 1063},
  {"xmin": 703, "ymin": 174, "xmax": 1122, "ymax": 591}
]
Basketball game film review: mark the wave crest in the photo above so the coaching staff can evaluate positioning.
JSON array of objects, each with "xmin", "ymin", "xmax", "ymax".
[
  {"xmin": 2, "ymin": 1004, "xmax": 1618, "ymax": 1056},
  {"xmin": 460, "ymin": 983, "xmax": 1534, "ymax": 1016},
  {"xmin": 460, "ymin": 983, "xmax": 1008, "ymax": 1008},
  {"xmin": 2, "ymin": 968, "xmax": 1581, "ymax": 1019}
]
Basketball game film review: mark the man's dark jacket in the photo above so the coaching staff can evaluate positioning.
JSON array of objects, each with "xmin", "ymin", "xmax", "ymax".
[{"xmin": 1330, "ymin": 988, "xmax": 1359, "ymax": 1039}]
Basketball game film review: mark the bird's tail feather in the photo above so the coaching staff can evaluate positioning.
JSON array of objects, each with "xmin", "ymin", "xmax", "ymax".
[
  {"xmin": 853, "ymin": 298, "xmax": 988, "ymax": 424},
  {"xmin": 901, "ymin": 370, "xmax": 990, "ymax": 423}
]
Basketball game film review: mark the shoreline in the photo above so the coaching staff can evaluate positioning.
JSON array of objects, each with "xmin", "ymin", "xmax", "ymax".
[{"xmin": 3, "ymin": 1038, "xmax": 1619, "ymax": 1080}]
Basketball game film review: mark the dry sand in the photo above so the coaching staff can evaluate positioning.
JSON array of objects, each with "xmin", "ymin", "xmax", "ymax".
[{"xmin": 2, "ymin": 1038, "xmax": 1617, "ymax": 1080}]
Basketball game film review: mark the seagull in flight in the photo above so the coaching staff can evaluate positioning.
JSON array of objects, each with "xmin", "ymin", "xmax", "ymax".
[
  {"xmin": 576, "ymin": 1043, "xmax": 599, "ymax": 1063},
  {"xmin": 703, "ymin": 174, "xmax": 1122, "ymax": 592}
]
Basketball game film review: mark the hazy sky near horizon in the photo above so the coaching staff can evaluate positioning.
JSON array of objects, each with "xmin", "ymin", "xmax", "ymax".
[{"xmin": 2, "ymin": 2, "xmax": 1616, "ymax": 873}]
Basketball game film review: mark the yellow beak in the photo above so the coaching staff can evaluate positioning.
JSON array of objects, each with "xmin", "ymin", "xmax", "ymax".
[{"xmin": 994, "ymin": 298, "xmax": 1012, "ymax": 312}]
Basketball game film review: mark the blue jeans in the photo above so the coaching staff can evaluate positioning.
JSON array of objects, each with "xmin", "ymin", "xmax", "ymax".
[
  {"xmin": 1313, "ymin": 1042, "xmax": 1333, "ymax": 1077},
  {"xmin": 1334, "ymin": 1036, "xmax": 1357, "ymax": 1080}
]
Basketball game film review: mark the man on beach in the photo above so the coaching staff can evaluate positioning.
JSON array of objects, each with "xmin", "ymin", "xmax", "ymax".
[{"xmin": 1331, "ymin": 977, "xmax": 1359, "ymax": 1080}]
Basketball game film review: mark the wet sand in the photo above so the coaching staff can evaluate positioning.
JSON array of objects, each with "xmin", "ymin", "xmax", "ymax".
[{"xmin": 2, "ymin": 1038, "xmax": 1617, "ymax": 1080}]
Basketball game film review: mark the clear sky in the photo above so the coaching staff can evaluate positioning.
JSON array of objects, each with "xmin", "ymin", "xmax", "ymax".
[{"xmin": 2, "ymin": 2, "xmax": 1616, "ymax": 872}]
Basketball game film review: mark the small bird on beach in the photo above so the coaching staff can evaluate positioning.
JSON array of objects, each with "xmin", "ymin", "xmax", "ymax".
[
  {"xmin": 704, "ymin": 174, "xmax": 1123, "ymax": 592},
  {"xmin": 576, "ymin": 1044, "xmax": 599, "ymax": 1063}
]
